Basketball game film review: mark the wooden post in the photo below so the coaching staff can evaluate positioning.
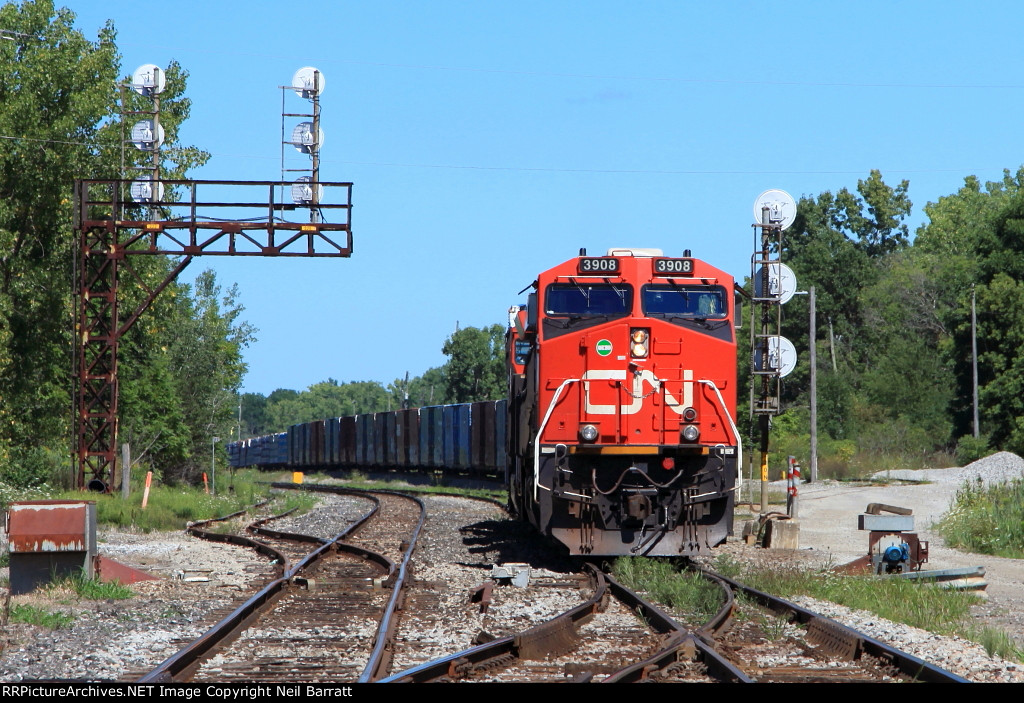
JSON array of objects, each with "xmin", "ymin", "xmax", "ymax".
[{"xmin": 121, "ymin": 443, "xmax": 130, "ymax": 499}]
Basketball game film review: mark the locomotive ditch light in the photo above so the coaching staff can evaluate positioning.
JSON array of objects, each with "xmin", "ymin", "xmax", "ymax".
[
  {"xmin": 682, "ymin": 425, "xmax": 700, "ymax": 442},
  {"xmin": 580, "ymin": 424, "xmax": 599, "ymax": 442},
  {"xmin": 630, "ymin": 328, "xmax": 649, "ymax": 358}
]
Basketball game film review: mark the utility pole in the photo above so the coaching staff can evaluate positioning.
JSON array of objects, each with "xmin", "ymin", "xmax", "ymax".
[
  {"xmin": 972, "ymin": 284, "xmax": 979, "ymax": 438},
  {"xmin": 809, "ymin": 286, "xmax": 817, "ymax": 482}
]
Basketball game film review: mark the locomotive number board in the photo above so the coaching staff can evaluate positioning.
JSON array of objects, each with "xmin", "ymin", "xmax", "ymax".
[
  {"xmin": 578, "ymin": 257, "xmax": 620, "ymax": 273},
  {"xmin": 653, "ymin": 258, "xmax": 695, "ymax": 276}
]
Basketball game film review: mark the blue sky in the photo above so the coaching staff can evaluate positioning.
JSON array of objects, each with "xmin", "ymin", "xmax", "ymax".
[{"xmin": 67, "ymin": 2, "xmax": 1024, "ymax": 395}]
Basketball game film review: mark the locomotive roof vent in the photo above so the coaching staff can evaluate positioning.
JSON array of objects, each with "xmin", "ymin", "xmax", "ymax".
[{"xmin": 606, "ymin": 248, "xmax": 664, "ymax": 257}]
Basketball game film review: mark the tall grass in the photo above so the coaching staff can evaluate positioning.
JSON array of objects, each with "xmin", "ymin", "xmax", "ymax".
[
  {"xmin": 612, "ymin": 558, "xmax": 723, "ymax": 624},
  {"xmin": 729, "ymin": 559, "xmax": 978, "ymax": 635},
  {"xmin": 969, "ymin": 625, "xmax": 1024, "ymax": 662},
  {"xmin": 47, "ymin": 469, "xmax": 292, "ymax": 532},
  {"xmin": 59, "ymin": 571, "xmax": 134, "ymax": 600},
  {"xmin": 938, "ymin": 478, "xmax": 1024, "ymax": 558}
]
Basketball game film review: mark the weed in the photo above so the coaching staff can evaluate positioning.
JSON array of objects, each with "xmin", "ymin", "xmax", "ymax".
[
  {"xmin": 8, "ymin": 604, "xmax": 73, "ymax": 629},
  {"xmin": 969, "ymin": 625, "xmax": 1024, "ymax": 661},
  {"xmin": 44, "ymin": 570, "xmax": 134, "ymax": 600},
  {"xmin": 757, "ymin": 612, "xmax": 791, "ymax": 641},
  {"xmin": 711, "ymin": 554, "xmax": 743, "ymax": 579},
  {"xmin": 938, "ymin": 478, "xmax": 1024, "ymax": 558},
  {"xmin": 49, "ymin": 469, "xmax": 277, "ymax": 532},
  {"xmin": 69, "ymin": 573, "xmax": 134, "ymax": 600}
]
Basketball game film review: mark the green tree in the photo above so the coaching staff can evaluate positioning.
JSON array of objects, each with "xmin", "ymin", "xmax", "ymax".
[
  {"xmin": 0, "ymin": 1, "xmax": 120, "ymax": 481},
  {"xmin": 777, "ymin": 173, "xmax": 912, "ymax": 439},
  {"xmin": 159, "ymin": 272, "xmax": 254, "ymax": 481},
  {"xmin": 840, "ymin": 170, "xmax": 912, "ymax": 258},
  {"xmin": 915, "ymin": 169, "xmax": 1024, "ymax": 447},
  {"xmin": 262, "ymin": 380, "xmax": 391, "ymax": 430},
  {"xmin": 857, "ymin": 250, "xmax": 955, "ymax": 445},
  {"xmin": 399, "ymin": 366, "xmax": 448, "ymax": 408},
  {"xmin": 971, "ymin": 273, "xmax": 1024, "ymax": 454},
  {"xmin": 240, "ymin": 392, "xmax": 269, "ymax": 437},
  {"xmin": 441, "ymin": 324, "xmax": 505, "ymax": 403},
  {"xmin": 0, "ymin": 1, "xmax": 214, "ymax": 485}
]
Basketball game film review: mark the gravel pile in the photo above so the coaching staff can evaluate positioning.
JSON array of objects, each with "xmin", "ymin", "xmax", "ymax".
[{"xmin": 871, "ymin": 451, "xmax": 1024, "ymax": 486}]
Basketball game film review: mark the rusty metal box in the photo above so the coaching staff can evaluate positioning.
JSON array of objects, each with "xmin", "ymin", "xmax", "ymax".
[{"xmin": 5, "ymin": 500, "xmax": 97, "ymax": 594}]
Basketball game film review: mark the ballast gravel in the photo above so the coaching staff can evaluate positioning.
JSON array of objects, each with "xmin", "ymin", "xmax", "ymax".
[{"xmin": 1, "ymin": 455, "xmax": 1023, "ymax": 683}]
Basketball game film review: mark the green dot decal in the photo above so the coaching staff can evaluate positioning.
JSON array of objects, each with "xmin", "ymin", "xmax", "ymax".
[{"xmin": 596, "ymin": 339, "xmax": 613, "ymax": 356}]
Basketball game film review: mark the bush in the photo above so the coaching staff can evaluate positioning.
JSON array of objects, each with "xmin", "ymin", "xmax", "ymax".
[
  {"xmin": 2, "ymin": 446, "xmax": 65, "ymax": 488},
  {"xmin": 955, "ymin": 435, "xmax": 990, "ymax": 466}
]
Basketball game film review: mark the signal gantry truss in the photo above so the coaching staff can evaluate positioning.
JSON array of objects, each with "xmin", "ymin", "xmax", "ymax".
[{"xmin": 72, "ymin": 179, "xmax": 353, "ymax": 490}]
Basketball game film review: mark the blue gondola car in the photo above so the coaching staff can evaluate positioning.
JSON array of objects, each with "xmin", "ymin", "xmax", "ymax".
[{"xmin": 231, "ymin": 400, "xmax": 507, "ymax": 478}]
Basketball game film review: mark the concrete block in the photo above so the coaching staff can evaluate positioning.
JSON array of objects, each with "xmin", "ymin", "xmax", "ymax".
[{"xmin": 765, "ymin": 519, "xmax": 800, "ymax": 549}]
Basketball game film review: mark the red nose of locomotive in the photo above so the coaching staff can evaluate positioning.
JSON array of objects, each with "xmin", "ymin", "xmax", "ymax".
[{"xmin": 507, "ymin": 248, "xmax": 740, "ymax": 556}]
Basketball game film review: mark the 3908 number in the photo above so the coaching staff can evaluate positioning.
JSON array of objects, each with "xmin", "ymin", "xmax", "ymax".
[
  {"xmin": 654, "ymin": 258, "xmax": 694, "ymax": 275},
  {"xmin": 579, "ymin": 258, "xmax": 619, "ymax": 273}
]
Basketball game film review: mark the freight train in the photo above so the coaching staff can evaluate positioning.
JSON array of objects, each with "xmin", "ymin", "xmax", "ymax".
[{"xmin": 230, "ymin": 247, "xmax": 740, "ymax": 557}]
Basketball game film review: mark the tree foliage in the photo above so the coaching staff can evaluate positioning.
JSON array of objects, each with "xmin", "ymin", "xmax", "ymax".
[
  {"xmin": 768, "ymin": 166, "xmax": 1024, "ymax": 469},
  {"xmin": 442, "ymin": 324, "xmax": 506, "ymax": 403},
  {"xmin": 0, "ymin": 1, "xmax": 120, "ymax": 478},
  {"xmin": 0, "ymin": 1, "xmax": 241, "ymax": 487}
]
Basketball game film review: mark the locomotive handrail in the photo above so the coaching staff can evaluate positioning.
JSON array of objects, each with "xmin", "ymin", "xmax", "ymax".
[
  {"xmin": 534, "ymin": 377, "xmax": 581, "ymax": 500},
  {"xmin": 697, "ymin": 379, "xmax": 743, "ymax": 484}
]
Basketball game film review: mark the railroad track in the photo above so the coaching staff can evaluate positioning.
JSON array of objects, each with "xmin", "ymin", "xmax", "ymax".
[
  {"xmin": 382, "ymin": 563, "xmax": 970, "ymax": 683},
  {"xmin": 691, "ymin": 566, "xmax": 970, "ymax": 683},
  {"xmin": 128, "ymin": 486, "xmax": 970, "ymax": 684},
  {"xmin": 135, "ymin": 486, "xmax": 425, "ymax": 683},
  {"xmin": 380, "ymin": 565, "xmax": 724, "ymax": 682}
]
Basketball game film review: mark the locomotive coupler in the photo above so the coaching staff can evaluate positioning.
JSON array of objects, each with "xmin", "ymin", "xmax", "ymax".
[{"xmin": 624, "ymin": 490, "xmax": 655, "ymax": 521}]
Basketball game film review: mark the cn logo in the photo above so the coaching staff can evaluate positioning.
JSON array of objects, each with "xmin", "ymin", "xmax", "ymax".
[{"xmin": 582, "ymin": 369, "xmax": 693, "ymax": 415}]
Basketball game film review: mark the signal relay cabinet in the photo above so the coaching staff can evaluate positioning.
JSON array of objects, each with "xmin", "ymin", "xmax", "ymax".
[{"xmin": 5, "ymin": 500, "xmax": 97, "ymax": 594}]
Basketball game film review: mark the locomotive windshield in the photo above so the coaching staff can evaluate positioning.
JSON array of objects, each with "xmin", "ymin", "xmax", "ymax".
[
  {"xmin": 642, "ymin": 284, "xmax": 728, "ymax": 319},
  {"xmin": 545, "ymin": 283, "xmax": 633, "ymax": 317}
]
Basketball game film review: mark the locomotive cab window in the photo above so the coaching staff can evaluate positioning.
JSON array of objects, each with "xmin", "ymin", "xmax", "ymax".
[
  {"xmin": 642, "ymin": 284, "xmax": 728, "ymax": 319},
  {"xmin": 545, "ymin": 283, "xmax": 633, "ymax": 317},
  {"xmin": 514, "ymin": 339, "xmax": 533, "ymax": 365}
]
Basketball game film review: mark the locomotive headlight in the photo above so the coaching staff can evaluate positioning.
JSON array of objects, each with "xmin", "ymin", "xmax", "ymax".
[
  {"xmin": 630, "ymin": 328, "xmax": 649, "ymax": 358},
  {"xmin": 682, "ymin": 425, "xmax": 700, "ymax": 442},
  {"xmin": 682, "ymin": 407, "xmax": 697, "ymax": 422},
  {"xmin": 580, "ymin": 424, "xmax": 599, "ymax": 442}
]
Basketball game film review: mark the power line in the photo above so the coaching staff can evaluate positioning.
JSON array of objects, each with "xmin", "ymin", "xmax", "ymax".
[{"xmin": 0, "ymin": 132, "xmax": 1011, "ymax": 177}]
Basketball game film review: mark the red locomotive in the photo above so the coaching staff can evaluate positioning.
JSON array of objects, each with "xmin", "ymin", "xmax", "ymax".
[{"xmin": 506, "ymin": 247, "xmax": 740, "ymax": 556}]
